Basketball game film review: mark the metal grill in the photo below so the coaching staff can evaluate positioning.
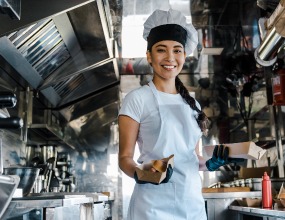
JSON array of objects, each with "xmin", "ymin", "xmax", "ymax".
[{"xmin": 7, "ymin": 18, "xmax": 71, "ymax": 80}]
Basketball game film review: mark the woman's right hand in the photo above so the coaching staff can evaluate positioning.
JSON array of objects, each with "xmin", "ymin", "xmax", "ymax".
[{"xmin": 134, "ymin": 164, "xmax": 173, "ymax": 185}]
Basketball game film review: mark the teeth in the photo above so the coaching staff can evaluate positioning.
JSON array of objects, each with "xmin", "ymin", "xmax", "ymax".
[{"xmin": 163, "ymin": 65, "xmax": 175, "ymax": 69}]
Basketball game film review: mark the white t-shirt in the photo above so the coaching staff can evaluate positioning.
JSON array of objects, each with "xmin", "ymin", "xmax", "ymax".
[{"xmin": 119, "ymin": 84, "xmax": 200, "ymax": 163}]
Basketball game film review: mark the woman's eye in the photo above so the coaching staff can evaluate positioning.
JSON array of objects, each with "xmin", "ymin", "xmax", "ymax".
[
  {"xmin": 156, "ymin": 49, "xmax": 165, "ymax": 53},
  {"xmin": 174, "ymin": 49, "xmax": 182, "ymax": 53}
]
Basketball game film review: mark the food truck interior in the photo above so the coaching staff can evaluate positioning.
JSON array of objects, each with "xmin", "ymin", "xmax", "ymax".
[{"xmin": 0, "ymin": 0, "xmax": 285, "ymax": 219}]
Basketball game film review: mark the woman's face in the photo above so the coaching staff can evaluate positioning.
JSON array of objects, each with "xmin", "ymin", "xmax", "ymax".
[{"xmin": 147, "ymin": 40, "xmax": 186, "ymax": 80}]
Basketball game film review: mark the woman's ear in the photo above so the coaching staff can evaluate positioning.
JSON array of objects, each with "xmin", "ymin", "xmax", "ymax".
[{"xmin": 146, "ymin": 50, "xmax": 152, "ymax": 65}]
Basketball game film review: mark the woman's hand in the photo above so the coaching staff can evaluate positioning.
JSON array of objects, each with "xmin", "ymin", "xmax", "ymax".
[
  {"xmin": 134, "ymin": 164, "xmax": 173, "ymax": 184},
  {"xmin": 206, "ymin": 145, "xmax": 245, "ymax": 171}
]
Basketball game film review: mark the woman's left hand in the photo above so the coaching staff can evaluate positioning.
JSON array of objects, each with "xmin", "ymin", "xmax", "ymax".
[{"xmin": 205, "ymin": 145, "xmax": 245, "ymax": 171}]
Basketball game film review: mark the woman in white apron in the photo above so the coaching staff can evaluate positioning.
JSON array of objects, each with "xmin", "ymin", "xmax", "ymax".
[{"xmin": 119, "ymin": 9, "xmax": 243, "ymax": 220}]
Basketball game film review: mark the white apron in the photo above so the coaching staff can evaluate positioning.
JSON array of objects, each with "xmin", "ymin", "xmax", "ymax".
[{"xmin": 127, "ymin": 81, "xmax": 207, "ymax": 220}]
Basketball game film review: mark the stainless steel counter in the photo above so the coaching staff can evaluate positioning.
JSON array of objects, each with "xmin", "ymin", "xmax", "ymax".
[
  {"xmin": 2, "ymin": 193, "xmax": 108, "ymax": 220},
  {"xmin": 203, "ymin": 191, "xmax": 262, "ymax": 220},
  {"xmin": 229, "ymin": 205, "xmax": 285, "ymax": 219},
  {"xmin": 3, "ymin": 195, "xmax": 93, "ymax": 219}
]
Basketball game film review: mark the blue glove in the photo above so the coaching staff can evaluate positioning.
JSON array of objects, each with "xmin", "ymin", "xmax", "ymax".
[
  {"xmin": 134, "ymin": 165, "xmax": 173, "ymax": 185},
  {"xmin": 206, "ymin": 145, "xmax": 245, "ymax": 171}
]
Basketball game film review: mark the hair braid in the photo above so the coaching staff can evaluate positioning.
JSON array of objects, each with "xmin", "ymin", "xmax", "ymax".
[{"xmin": 175, "ymin": 76, "xmax": 210, "ymax": 136}]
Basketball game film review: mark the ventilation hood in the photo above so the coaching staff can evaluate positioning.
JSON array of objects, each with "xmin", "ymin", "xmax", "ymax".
[
  {"xmin": 0, "ymin": 0, "xmax": 122, "ymax": 148},
  {"xmin": 0, "ymin": 0, "xmax": 21, "ymax": 20}
]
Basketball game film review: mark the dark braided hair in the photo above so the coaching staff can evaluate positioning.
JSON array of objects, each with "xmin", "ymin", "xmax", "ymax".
[{"xmin": 175, "ymin": 76, "xmax": 210, "ymax": 136}]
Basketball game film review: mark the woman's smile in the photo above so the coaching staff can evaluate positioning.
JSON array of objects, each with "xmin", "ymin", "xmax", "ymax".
[{"xmin": 161, "ymin": 65, "xmax": 176, "ymax": 70}]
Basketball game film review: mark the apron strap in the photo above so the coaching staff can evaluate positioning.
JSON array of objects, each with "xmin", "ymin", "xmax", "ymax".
[{"xmin": 148, "ymin": 80, "xmax": 160, "ymax": 105}]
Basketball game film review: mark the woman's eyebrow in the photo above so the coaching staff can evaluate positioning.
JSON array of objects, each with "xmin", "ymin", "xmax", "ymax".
[
  {"xmin": 154, "ymin": 44, "xmax": 167, "ymax": 48},
  {"xmin": 154, "ymin": 44, "xmax": 183, "ymax": 48}
]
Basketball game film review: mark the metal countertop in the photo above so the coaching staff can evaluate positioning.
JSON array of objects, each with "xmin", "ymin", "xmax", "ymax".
[
  {"xmin": 11, "ymin": 195, "xmax": 94, "ymax": 207},
  {"xmin": 3, "ymin": 192, "xmax": 110, "ymax": 219},
  {"xmin": 3, "ymin": 195, "xmax": 94, "ymax": 219},
  {"xmin": 229, "ymin": 205, "xmax": 285, "ymax": 218},
  {"xmin": 203, "ymin": 191, "xmax": 262, "ymax": 199}
]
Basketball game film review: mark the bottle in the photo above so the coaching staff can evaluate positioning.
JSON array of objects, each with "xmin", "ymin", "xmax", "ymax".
[{"xmin": 262, "ymin": 172, "xmax": 272, "ymax": 208}]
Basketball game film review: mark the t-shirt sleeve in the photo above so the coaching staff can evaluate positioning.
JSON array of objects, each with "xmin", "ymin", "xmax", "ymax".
[{"xmin": 119, "ymin": 90, "xmax": 143, "ymax": 123}]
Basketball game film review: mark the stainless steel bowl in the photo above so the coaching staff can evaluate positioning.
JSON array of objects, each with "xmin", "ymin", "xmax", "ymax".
[{"xmin": 3, "ymin": 167, "xmax": 40, "ymax": 196}]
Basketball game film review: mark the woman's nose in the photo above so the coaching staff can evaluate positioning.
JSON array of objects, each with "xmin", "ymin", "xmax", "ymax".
[{"xmin": 165, "ymin": 51, "xmax": 175, "ymax": 62}]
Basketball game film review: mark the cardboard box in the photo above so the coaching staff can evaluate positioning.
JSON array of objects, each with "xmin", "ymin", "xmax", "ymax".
[
  {"xmin": 277, "ymin": 182, "xmax": 285, "ymax": 199},
  {"xmin": 135, "ymin": 154, "xmax": 174, "ymax": 184},
  {"xmin": 274, "ymin": 182, "xmax": 285, "ymax": 208},
  {"xmin": 239, "ymin": 167, "xmax": 271, "ymax": 179},
  {"xmin": 236, "ymin": 198, "xmax": 262, "ymax": 207},
  {"xmin": 274, "ymin": 199, "xmax": 284, "ymax": 208},
  {"xmin": 202, "ymin": 187, "xmax": 250, "ymax": 193},
  {"xmin": 204, "ymin": 141, "xmax": 266, "ymax": 160}
]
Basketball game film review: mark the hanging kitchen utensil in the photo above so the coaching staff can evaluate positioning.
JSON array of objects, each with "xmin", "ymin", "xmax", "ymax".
[
  {"xmin": 49, "ymin": 170, "xmax": 60, "ymax": 192},
  {"xmin": 29, "ymin": 156, "xmax": 41, "ymax": 167}
]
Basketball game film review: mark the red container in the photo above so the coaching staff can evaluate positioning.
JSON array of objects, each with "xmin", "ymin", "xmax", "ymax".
[
  {"xmin": 272, "ymin": 69, "xmax": 285, "ymax": 105},
  {"xmin": 262, "ymin": 172, "xmax": 272, "ymax": 208}
]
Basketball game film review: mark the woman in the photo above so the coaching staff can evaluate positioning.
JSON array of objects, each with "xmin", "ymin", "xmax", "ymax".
[{"xmin": 119, "ymin": 9, "xmax": 242, "ymax": 220}]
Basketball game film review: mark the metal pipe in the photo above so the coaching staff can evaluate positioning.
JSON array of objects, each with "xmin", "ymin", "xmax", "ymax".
[
  {"xmin": 0, "ymin": 130, "xmax": 3, "ymax": 174},
  {"xmin": 254, "ymin": 27, "xmax": 284, "ymax": 66},
  {"xmin": 272, "ymin": 105, "xmax": 285, "ymax": 177}
]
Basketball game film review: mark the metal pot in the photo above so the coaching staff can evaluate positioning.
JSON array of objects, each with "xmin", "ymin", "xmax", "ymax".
[{"xmin": 3, "ymin": 167, "xmax": 40, "ymax": 196}]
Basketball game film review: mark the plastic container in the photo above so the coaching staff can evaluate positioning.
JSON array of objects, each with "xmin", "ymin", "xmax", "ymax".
[{"xmin": 262, "ymin": 172, "xmax": 272, "ymax": 208}]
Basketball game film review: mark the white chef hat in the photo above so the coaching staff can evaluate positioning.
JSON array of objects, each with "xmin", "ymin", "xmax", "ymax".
[{"xmin": 143, "ymin": 8, "xmax": 198, "ymax": 56}]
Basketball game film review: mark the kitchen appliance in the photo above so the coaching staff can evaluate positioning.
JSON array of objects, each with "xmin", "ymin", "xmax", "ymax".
[{"xmin": 3, "ymin": 167, "xmax": 40, "ymax": 196}]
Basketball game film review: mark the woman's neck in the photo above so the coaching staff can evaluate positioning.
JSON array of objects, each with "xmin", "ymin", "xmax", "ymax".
[{"xmin": 152, "ymin": 77, "xmax": 177, "ymax": 94}]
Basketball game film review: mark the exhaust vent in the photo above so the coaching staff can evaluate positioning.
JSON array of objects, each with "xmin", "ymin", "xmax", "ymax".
[
  {"xmin": 0, "ymin": 0, "xmax": 21, "ymax": 20},
  {"xmin": 8, "ymin": 18, "xmax": 71, "ymax": 79}
]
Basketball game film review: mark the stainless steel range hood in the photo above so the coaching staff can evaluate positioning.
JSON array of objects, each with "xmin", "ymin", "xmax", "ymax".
[
  {"xmin": 0, "ymin": 0, "xmax": 21, "ymax": 20},
  {"xmin": 0, "ymin": 0, "xmax": 119, "ymax": 107},
  {"xmin": 0, "ymin": 0, "xmax": 122, "ymax": 148}
]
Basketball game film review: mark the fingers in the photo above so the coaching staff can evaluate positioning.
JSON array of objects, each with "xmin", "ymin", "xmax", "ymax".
[
  {"xmin": 223, "ymin": 146, "xmax": 229, "ymax": 161},
  {"xmin": 213, "ymin": 145, "xmax": 219, "ymax": 157},
  {"xmin": 216, "ymin": 144, "xmax": 229, "ymax": 160},
  {"xmin": 218, "ymin": 145, "xmax": 243, "ymax": 163},
  {"xmin": 216, "ymin": 144, "xmax": 224, "ymax": 159}
]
